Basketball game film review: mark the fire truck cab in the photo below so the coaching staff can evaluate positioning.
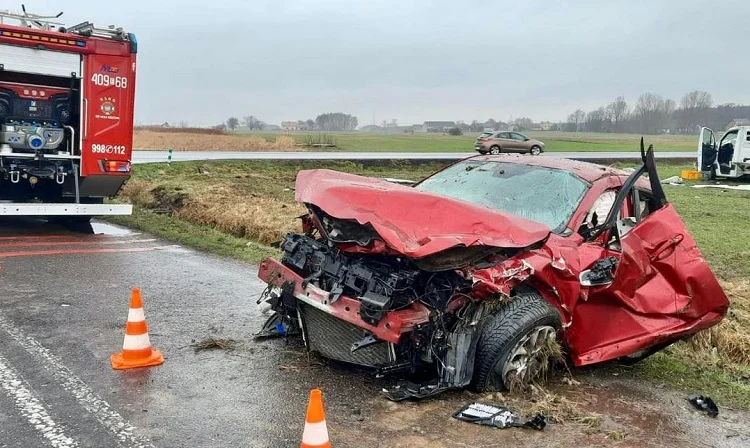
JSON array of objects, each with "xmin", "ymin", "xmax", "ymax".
[{"xmin": 0, "ymin": 8, "xmax": 134, "ymax": 218}]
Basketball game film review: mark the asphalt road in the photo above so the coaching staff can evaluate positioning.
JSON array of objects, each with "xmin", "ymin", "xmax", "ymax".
[
  {"xmin": 132, "ymin": 150, "xmax": 694, "ymax": 164},
  {"xmin": 1, "ymin": 220, "xmax": 747, "ymax": 448},
  {"xmin": 0, "ymin": 219, "xmax": 381, "ymax": 448}
]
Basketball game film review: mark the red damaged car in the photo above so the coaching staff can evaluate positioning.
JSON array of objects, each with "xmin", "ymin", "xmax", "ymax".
[{"xmin": 256, "ymin": 145, "xmax": 728, "ymax": 398}]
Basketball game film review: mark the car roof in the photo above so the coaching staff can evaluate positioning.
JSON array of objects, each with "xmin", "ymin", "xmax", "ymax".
[{"xmin": 469, "ymin": 154, "xmax": 632, "ymax": 183}]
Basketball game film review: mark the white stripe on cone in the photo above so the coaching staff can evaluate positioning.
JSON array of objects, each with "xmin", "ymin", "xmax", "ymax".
[
  {"xmin": 302, "ymin": 420, "xmax": 329, "ymax": 446},
  {"xmin": 127, "ymin": 308, "xmax": 145, "ymax": 322},
  {"xmin": 122, "ymin": 333, "xmax": 151, "ymax": 351}
]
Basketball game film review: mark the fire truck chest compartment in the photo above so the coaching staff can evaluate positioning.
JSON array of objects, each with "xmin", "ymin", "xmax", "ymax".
[{"xmin": 0, "ymin": 45, "xmax": 81, "ymax": 78}]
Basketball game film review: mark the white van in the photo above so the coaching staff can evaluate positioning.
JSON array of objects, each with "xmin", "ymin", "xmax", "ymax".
[{"xmin": 697, "ymin": 125, "xmax": 750, "ymax": 179}]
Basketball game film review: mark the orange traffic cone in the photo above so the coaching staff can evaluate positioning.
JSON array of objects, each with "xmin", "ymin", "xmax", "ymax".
[
  {"xmin": 110, "ymin": 288, "xmax": 164, "ymax": 370},
  {"xmin": 301, "ymin": 389, "xmax": 331, "ymax": 448}
]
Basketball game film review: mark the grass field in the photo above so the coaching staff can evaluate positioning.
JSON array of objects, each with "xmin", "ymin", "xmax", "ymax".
[
  {"xmin": 135, "ymin": 129, "xmax": 697, "ymax": 153},
  {"xmin": 110, "ymin": 159, "xmax": 750, "ymax": 408}
]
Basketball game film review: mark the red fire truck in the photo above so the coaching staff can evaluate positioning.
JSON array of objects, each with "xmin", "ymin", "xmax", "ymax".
[{"xmin": 0, "ymin": 8, "xmax": 134, "ymax": 220}]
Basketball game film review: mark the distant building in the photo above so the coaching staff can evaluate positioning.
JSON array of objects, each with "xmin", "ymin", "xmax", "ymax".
[
  {"xmin": 263, "ymin": 124, "xmax": 281, "ymax": 131},
  {"xmin": 418, "ymin": 121, "xmax": 456, "ymax": 133},
  {"xmin": 724, "ymin": 118, "xmax": 750, "ymax": 130},
  {"xmin": 281, "ymin": 121, "xmax": 301, "ymax": 131},
  {"xmin": 530, "ymin": 121, "xmax": 553, "ymax": 131},
  {"xmin": 361, "ymin": 124, "xmax": 414, "ymax": 134}
]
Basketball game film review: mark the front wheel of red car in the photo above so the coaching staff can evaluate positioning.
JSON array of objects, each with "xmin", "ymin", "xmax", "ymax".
[
  {"xmin": 473, "ymin": 292, "xmax": 562, "ymax": 392},
  {"xmin": 529, "ymin": 145, "xmax": 542, "ymax": 156}
]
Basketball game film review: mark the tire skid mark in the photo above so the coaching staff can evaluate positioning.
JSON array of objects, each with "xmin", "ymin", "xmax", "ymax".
[
  {"xmin": 0, "ymin": 354, "xmax": 79, "ymax": 447},
  {"xmin": 0, "ymin": 313, "xmax": 155, "ymax": 448}
]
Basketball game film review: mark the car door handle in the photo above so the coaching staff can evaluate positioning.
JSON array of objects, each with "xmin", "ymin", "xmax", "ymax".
[{"xmin": 650, "ymin": 234, "xmax": 684, "ymax": 261}]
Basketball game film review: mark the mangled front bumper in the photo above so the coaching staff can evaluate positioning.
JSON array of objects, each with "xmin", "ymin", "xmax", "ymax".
[{"xmin": 258, "ymin": 258, "xmax": 431, "ymax": 345}]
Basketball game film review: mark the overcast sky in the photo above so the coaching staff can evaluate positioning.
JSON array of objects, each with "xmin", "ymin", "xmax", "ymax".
[{"xmin": 20, "ymin": 0, "xmax": 750, "ymax": 126}]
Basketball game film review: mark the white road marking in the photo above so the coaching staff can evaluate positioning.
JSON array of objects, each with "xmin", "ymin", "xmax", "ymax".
[
  {"xmin": 0, "ymin": 355, "xmax": 79, "ymax": 447},
  {"xmin": 0, "ymin": 313, "xmax": 155, "ymax": 448}
]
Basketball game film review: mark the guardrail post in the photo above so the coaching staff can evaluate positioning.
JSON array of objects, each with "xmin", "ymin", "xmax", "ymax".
[{"xmin": 168, "ymin": 148, "xmax": 173, "ymax": 166}]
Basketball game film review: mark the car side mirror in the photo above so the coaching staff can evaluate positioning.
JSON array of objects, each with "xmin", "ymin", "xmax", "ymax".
[{"xmin": 579, "ymin": 256, "xmax": 618, "ymax": 287}]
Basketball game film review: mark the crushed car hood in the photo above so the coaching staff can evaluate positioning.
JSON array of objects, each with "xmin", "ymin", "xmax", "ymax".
[{"xmin": 295, "ymin": 169, "xmax": 551, "ymax": 258}]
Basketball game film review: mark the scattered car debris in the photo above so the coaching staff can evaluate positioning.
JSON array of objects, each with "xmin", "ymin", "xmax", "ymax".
[
  {"xmin": 253, "ymin": 312, "xmax": 290, "ymax": 339},
  {"xmin": 688, "ymin": 395, "xmax": 719, "ymax": 418},
  {"xmin": 692, "ymin": 184, "xmax": 750, "ymax": 191},
  {"xmin": 660, "ymin": 175, "xmax": 683, "ymax": 185},
  {"xmin": 453, "ymin": 402, "xmax": 546, "ymax": 430},
  {"xmin": 382, "ymin": 381, "xmax": 446, "ymax": 401}
]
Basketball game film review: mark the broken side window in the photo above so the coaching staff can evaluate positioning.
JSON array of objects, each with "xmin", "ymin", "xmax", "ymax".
[
  {"xmin": 584, "ymin": 190, "xmax": 617, "ymax": 229},
  {"xmin": 613, "ymin": 188, "xmax": 656, "ymax": 238}
]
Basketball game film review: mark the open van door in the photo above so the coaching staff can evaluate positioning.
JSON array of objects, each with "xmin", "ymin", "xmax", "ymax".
[{"xmin": 697, "ymin": 127, "xmax": 716, "ymax": 179}]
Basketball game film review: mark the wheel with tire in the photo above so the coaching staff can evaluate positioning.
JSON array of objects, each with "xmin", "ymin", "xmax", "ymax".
[
  {"xmin": 489, "ymin": 145, "xmax": 502, "ymax": 155},
  {"xmin": 529, "ymin": 145, "xmax": 542, "ymax": 156},
  {"xmin": 473, "ymin": 291, "xmax": 562, "ymax": 392}
]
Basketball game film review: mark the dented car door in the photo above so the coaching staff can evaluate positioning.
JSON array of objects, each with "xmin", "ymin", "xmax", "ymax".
[{"xmin": 569, "ymin": 147, "xmax": 729, "ymax": 365}]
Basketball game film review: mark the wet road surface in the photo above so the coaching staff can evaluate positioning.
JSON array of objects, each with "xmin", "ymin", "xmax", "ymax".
[
  {"xmin": 0, "ymin": 219, "xmax": 748, "ymax": 447},
  {"xmin": 0, "ymin": 219, "xmax": 343, "ymax": 447}
]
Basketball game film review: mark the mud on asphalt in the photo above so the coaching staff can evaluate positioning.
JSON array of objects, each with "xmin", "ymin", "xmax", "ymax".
[{"xmin": 0, "ymin": 218, "xmax": 748, "ymax": 447}]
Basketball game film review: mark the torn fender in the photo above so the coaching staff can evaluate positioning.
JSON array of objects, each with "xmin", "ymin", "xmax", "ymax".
[
  {"xmin": 465, "ymin": 235, "xmax": 583, "ymax": 323},
  {"xmin": 295, "ymin": 169, "xmax": 551, "ymax": 258}
]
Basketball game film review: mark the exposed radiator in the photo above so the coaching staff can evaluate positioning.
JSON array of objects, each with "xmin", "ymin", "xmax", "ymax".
[{"xmin": 299, "ymin": 304, "xmax": 394, "ymax": 367}]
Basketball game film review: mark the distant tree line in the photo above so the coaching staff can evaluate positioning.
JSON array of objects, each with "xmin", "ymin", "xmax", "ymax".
[
  {"xmin": 463, "ymin": 117, "xmax": 536, "ymax": 132},
  {"xmin": 223, "ymin": 113, "xmax": 358, "ymax": 132},
  {"xmin": 565, "ymin": 91, "xmax": 750, "ymax": 134},
  {"xmin": 315, "ymin": 113, "xmax": 358, "ymax": 131}
]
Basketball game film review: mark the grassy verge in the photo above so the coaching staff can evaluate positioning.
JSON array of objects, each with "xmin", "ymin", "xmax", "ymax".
[
  {"xmin": 107, "ymin": 206, "xmax": 278, "ymax": 263},
  {"xmin": 112, "ymin": 159, "xmax": 750, "ymax": 408},
  {"xmin": 631, "ymin": 350, "xmax": 750, "ymax": 409},
  {"xmin": 138, "ymin": 129, "xmax": 696, "ymax": 153}
]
